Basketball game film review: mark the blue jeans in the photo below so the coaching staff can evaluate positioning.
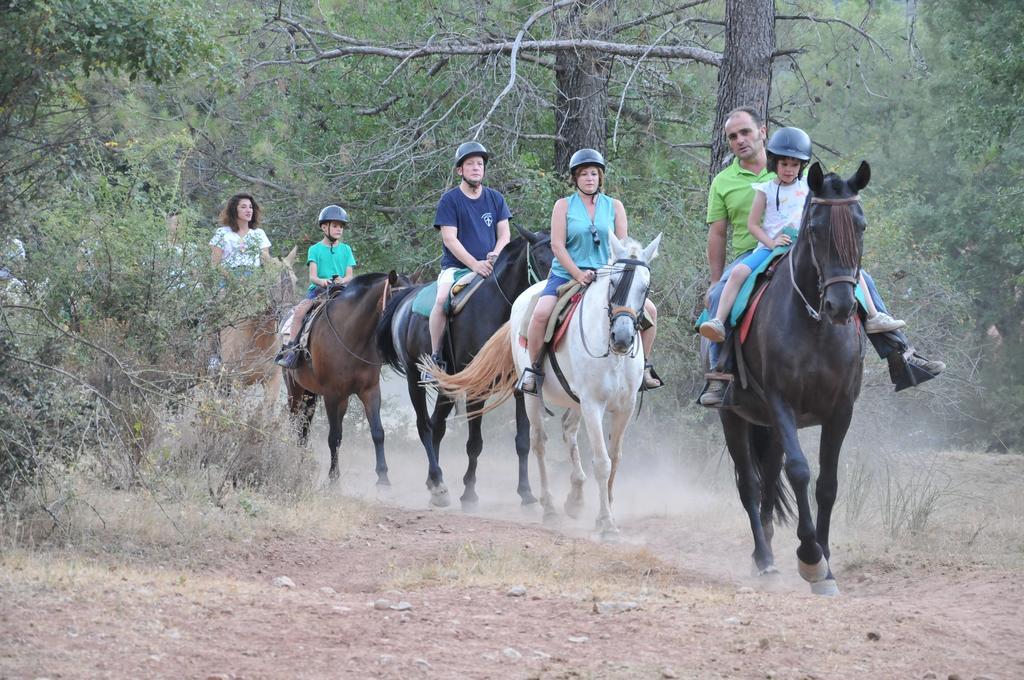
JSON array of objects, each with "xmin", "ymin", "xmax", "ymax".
[{"xmin": 707, "ymin": 252, "xmax": 751, "ymax": 370}]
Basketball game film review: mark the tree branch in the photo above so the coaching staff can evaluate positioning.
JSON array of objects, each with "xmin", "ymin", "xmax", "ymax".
[
  {"xmin": 253, "ymin": 36, "xmax": 722, "ymax": 68},
  {"xmin": 776, "ymin": 14, "xmax": 891, "ymax": 59},
  {"xmin": 471, "ymin": 0, "xmax": 576, "ymax": 139}
]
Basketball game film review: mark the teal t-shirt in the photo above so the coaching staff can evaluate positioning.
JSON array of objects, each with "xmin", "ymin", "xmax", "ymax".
[
  {"xmin": 550, "ymin": 193, "xmax": 616, "ymax": 279},
  {"xmin": 306, "ymin": 241, "xmax": 356, "ymax": 293},
  {"xmin": 707, "ymin": 157, "xmax": 775, "ymax": 256}
]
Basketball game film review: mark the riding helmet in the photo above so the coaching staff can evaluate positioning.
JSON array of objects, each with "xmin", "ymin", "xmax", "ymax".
[
  {"xmin": 455, "ymin": 141, "xmax": 489, "ymax": 168},
  {"xmin": 766, "ymin": 127, "xmax": 812, "ymax": 173},
  {"xmin": 568, "ymin": 148, "xmax": 606, "ymax": 175},
  {"xmin": 318, "ymin": 204, "xmax": 349, "ymax": 225}
]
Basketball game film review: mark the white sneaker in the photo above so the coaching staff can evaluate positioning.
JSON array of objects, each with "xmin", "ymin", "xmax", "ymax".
[{"xmin": 865, "ymin": 311, "xmax": 906, "ymax": 333}]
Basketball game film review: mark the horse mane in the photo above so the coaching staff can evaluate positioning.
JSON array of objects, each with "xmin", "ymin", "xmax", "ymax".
[{"xmin": 340, "ymin": 271, "xmax": 389, "ymax": 298}]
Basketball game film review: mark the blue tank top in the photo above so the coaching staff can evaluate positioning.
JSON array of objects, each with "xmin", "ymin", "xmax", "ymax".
[{"xmin": 550, "ymin": 192, "xmax": 616, "ymax": 279}]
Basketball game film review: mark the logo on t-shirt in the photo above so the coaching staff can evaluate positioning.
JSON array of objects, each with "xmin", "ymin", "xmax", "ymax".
[{"xmin": 481, "ymin": 212, "xmax": 493, "ymax": 227}]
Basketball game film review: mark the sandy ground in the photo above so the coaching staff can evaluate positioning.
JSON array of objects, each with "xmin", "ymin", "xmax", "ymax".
[{"xmin": 2, "ymin": 386, "xmax": 1022, "ymax": 680}]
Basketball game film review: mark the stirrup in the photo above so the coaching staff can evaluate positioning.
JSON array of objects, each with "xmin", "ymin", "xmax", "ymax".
[
  {"xmin": 641, "ymin": 362, "xmax": 664, "ymax": 391},
  {"xmin": 515, "ymin": 364, "xmax": 544, "ymax": 396}
]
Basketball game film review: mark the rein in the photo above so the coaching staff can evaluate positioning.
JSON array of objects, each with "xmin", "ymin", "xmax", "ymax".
[
  {"xmin": 790, "ymin": 194, "xmax": 862, "ymax": 321},
  {"xmin": 322, "ymin": 279, "xmax": 402, "ymax": 366},
  {"xmin": 489, "ymin": 236, "xmax": 552, "ymax": 308}
]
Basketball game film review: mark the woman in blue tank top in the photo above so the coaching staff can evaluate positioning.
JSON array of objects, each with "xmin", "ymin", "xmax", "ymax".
[{"xmin": 517, "ymin": 149, "xmax": 662, "ymax": 395}]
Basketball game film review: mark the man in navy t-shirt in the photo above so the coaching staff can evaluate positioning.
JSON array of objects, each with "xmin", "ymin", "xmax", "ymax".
[{"xmin": 422, "ymin": 141, "xmax": 511, "ymax": 381}]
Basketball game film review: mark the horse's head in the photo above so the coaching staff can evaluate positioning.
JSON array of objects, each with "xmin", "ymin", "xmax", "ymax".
[
  {"xmin": 266, "ymin": 246, "xmax": 299, "ymax": 309},
  {"xmin": 513, "ymin": 222, "xmax": 554, "ymax": 281},
  {"xmin": 606, "ymin": 232, "xmax": 661, "ymax": 355},
  {"xmin": 801, "ymin": 161, "xmax": 870, "ymax": 325}
]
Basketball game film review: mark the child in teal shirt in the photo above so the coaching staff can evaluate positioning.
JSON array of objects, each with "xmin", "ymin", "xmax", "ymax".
[{"xmin": 276, "ymin": 205, "xmax": 356, "ymax": 367}]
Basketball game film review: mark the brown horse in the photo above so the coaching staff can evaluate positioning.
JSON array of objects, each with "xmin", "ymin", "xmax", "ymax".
[
  {"xmin": 217, "ymin": 247, "xmax": 297, "ymax": 407},
  {"xmin": 284, "ymin": 271, "xmax": 408, "ymax": 483}
]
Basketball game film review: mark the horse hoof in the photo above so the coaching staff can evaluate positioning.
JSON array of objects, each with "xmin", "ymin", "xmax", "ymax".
[
  {"xmin": 810, "ymin": 578, "xmax": 840, "ymax": 597},
  {"xmin": 375, "ymin": 477, "xmax": 391, "ymax": 487},
  {"xmin": 599, "ymin": 527, "xmax": 621, "ymax": 543},
  {"xmin": 564, "ymin": 500, "xmax": 583, "ymax": 520},
  {"xmin": 429, "ymin": 485, "xmax": 451, "ymax": 508},
  {"xmin": 460, "ymin": 498, "xmax": 479, "ymax": 513},
  {"xmin": 519, "ymin": 492, "xmax": 538, "ymax": 506},
  {"xmin": 542, "ymin": 508, "xmax": 560, "ymax": 527},
  {"xmin": 753, "ymin": 563, "xmax": 780, "ymax": 577},
  {"xmin": 797, "ymin": 556, "xmax": 829, "ymax": 583}
]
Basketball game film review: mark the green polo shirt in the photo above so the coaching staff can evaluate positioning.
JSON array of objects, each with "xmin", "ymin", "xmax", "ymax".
[{"xmin": 706, "ymin": 157, "xmax": 775, "ymax": 256}]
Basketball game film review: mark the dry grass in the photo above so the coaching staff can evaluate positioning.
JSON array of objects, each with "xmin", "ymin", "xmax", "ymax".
[{"xmin": 386, "ymin": 532, "xmax": 679, "ymax": 601}]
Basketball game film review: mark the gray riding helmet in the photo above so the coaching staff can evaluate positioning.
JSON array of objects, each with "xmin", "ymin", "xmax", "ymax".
[
  {"xmin": 568, "ymin": 148, "xmax": 606, "ymax": 175},
  {"xmin": 766, "ymin": 127, "xmax": 812, "ymax": 173},
  {"xmin": 455, "ymin": 141, "xmax": 489, "ymax": 168},
  {"xmin": 318, "ymin": 204, "xmax": 349, "ymax": 225}
]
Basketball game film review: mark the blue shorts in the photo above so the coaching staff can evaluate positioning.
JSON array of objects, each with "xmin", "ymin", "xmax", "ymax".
[
  {"xmin": 542, "ymin": 267, "xmax": 597, "ymax": 297},
  {"xmin": 305, "ymin": 285, "xmax": 328, "ymax": 300},
  {"xmin": 541, "ymin": 274, "xmax": 572, "ymax": 297},
  {"xmin": 739, "ymin": 246, "xmax": 773, "ymax": 271}
]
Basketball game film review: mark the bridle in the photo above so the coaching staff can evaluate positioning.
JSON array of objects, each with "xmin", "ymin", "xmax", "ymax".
[
  {"xmin": 789, "ymin": 194, "xmax": 862, "ymax": 321},
  {"xmin": 580, "ymin": 257, "xmax": 651, "ymax": 358}
]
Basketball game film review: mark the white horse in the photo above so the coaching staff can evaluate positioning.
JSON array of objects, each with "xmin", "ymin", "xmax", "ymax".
[{"xmin": 423, "ymin": 233, "xmax": 660, "ymax": 539}]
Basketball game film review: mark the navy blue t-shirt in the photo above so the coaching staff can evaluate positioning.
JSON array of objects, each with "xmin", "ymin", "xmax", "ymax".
[{"xmin": 433, "ymin": 186, "xmax": 512, "ymax": 269}]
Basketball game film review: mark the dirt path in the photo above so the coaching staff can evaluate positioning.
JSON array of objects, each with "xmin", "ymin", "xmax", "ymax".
[{"xmin": 2, "ymin": 440, "xmax": 1021, "ymax": 679}]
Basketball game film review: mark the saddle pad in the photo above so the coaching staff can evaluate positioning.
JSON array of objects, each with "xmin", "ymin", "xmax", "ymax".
[
  {"xmin": 550, "ymin": 294, "xmax": 582, "ymax": 351},
  {"xmin": 517, "ymin": 282, "xmax": 583, "ymax": 348},
  {"xmin": 694, "ymin": 226, "xmax": 867, "ymax": 332},
  {"xmin": 411, "ymin": 268, "xmax": 471, "ymax": 317}
]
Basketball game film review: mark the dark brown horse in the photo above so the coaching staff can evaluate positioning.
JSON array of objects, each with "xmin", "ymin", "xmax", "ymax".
[
  {"xmin": 720, "ymin": 161, "xmax": 870, "ymax": 596},
  {"xmin": 284, "ymin": 271, "xmax": 408, "ymax": 483}
]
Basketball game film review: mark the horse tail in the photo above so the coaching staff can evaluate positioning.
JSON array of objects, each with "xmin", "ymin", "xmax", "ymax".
[
  {"xmin": 375, "ymin": 285, "xmax": 419, "ymax": 374},
  {"xmin": 421, "ymin": 321, "xmax": 516, "ymax": 416},
  {"xmin": 749, "ymin": 425, "xmax": 794, "ymax": 525}
]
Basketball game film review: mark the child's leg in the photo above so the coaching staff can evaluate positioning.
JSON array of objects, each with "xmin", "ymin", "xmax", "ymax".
[
  {"xmin": 858, "ymin": 272, "xmax": 879, "ymax": 317},
  {"xmin": 714, "ymin": 263, "xmax": 752, "ymax": 325},
  {"xmin": 288, "ymin": 299, "xmax": 314, "ymax": 338}
]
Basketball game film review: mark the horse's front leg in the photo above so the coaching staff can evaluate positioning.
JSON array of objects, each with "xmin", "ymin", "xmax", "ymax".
[
  {"xmin": 513, "ymin": 393, "xmax": 537, "ymax": 506},
  {"xmin": 605, "ymin": 403, "xmax": 634, "ymax": 507},
  {"xmin": 460, "ymin": 400, "xmax": 485, "ymax": 511},
  {"xmin": 812, "ymin": 405, "xmax": 854, "ymax": 596},
  {"xmin": 767, "ymin": 396, "xmax": 827, "ymax": 591},
  {"xmin": 262, "ymin": 365, "xmax": 283, "ymax": 411},
  {"xmin": 561, "ymin": 408, "xmax": 585, "ymax": 519},
  {"xmin": 407, "ymin": 373, "xmax": 449, "ymax": 507},
  {"xmin": 358, "ymin": 385, "xmax": 390, "ymax": 487},
  {"xmin": 580, "ymin": 400, "xmax": 617, "ymax": 540},
  {"xmin": 721, "ymin": 410, "xmax": 776, "ymax": 575}
]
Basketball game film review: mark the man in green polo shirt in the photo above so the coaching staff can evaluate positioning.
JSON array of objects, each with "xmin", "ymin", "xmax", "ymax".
[{"xmin": 699, "ymin": 107, "xmax": 944, "ymax": 406}]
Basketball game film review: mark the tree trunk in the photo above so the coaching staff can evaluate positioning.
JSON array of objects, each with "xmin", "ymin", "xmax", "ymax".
[
  {"xmin": 554, "ymin": 0, "xmax": 617, "ymax": 172},
  {"xmin": 707, "ymin": 0, "xmax": 775, "ymax": 184}
]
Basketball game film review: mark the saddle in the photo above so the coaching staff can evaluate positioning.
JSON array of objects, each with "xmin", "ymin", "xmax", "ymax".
[
  {"xmin": 410, "ymin": 269, "xmax": 488, "ymax": 318},
  {"xmin": 518, "ymin": 281, "xmax": 584, "ymax": 351},
  {"xmin": 296, "ymin": 284, "xmax": 347, "ymax": 353}
]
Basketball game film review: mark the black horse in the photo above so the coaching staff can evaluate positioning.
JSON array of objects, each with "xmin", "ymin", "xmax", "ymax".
[
  {"xmin": 377, "ymin": 225, "xmax": 553, "ymax": 508},
  {"xmin": 720, "ymin": 161, "xmax": 871, "ymax": 596}
]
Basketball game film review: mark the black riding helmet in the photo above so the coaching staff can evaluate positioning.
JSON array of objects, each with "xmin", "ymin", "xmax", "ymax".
[
  {"xmin": 318, "ymin": 204, "xmax": 349, "ymax": 225},
  {"xmin": 766, "ymin": 127, "xmax": 812, "ymax": 174},
  {"xmin": 455, "ymin": 141, "xmax": 489, "ymax": 168},
  {"xmin": 568, "ymin": 148, "xmax": 606, "ymax": 175}
]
